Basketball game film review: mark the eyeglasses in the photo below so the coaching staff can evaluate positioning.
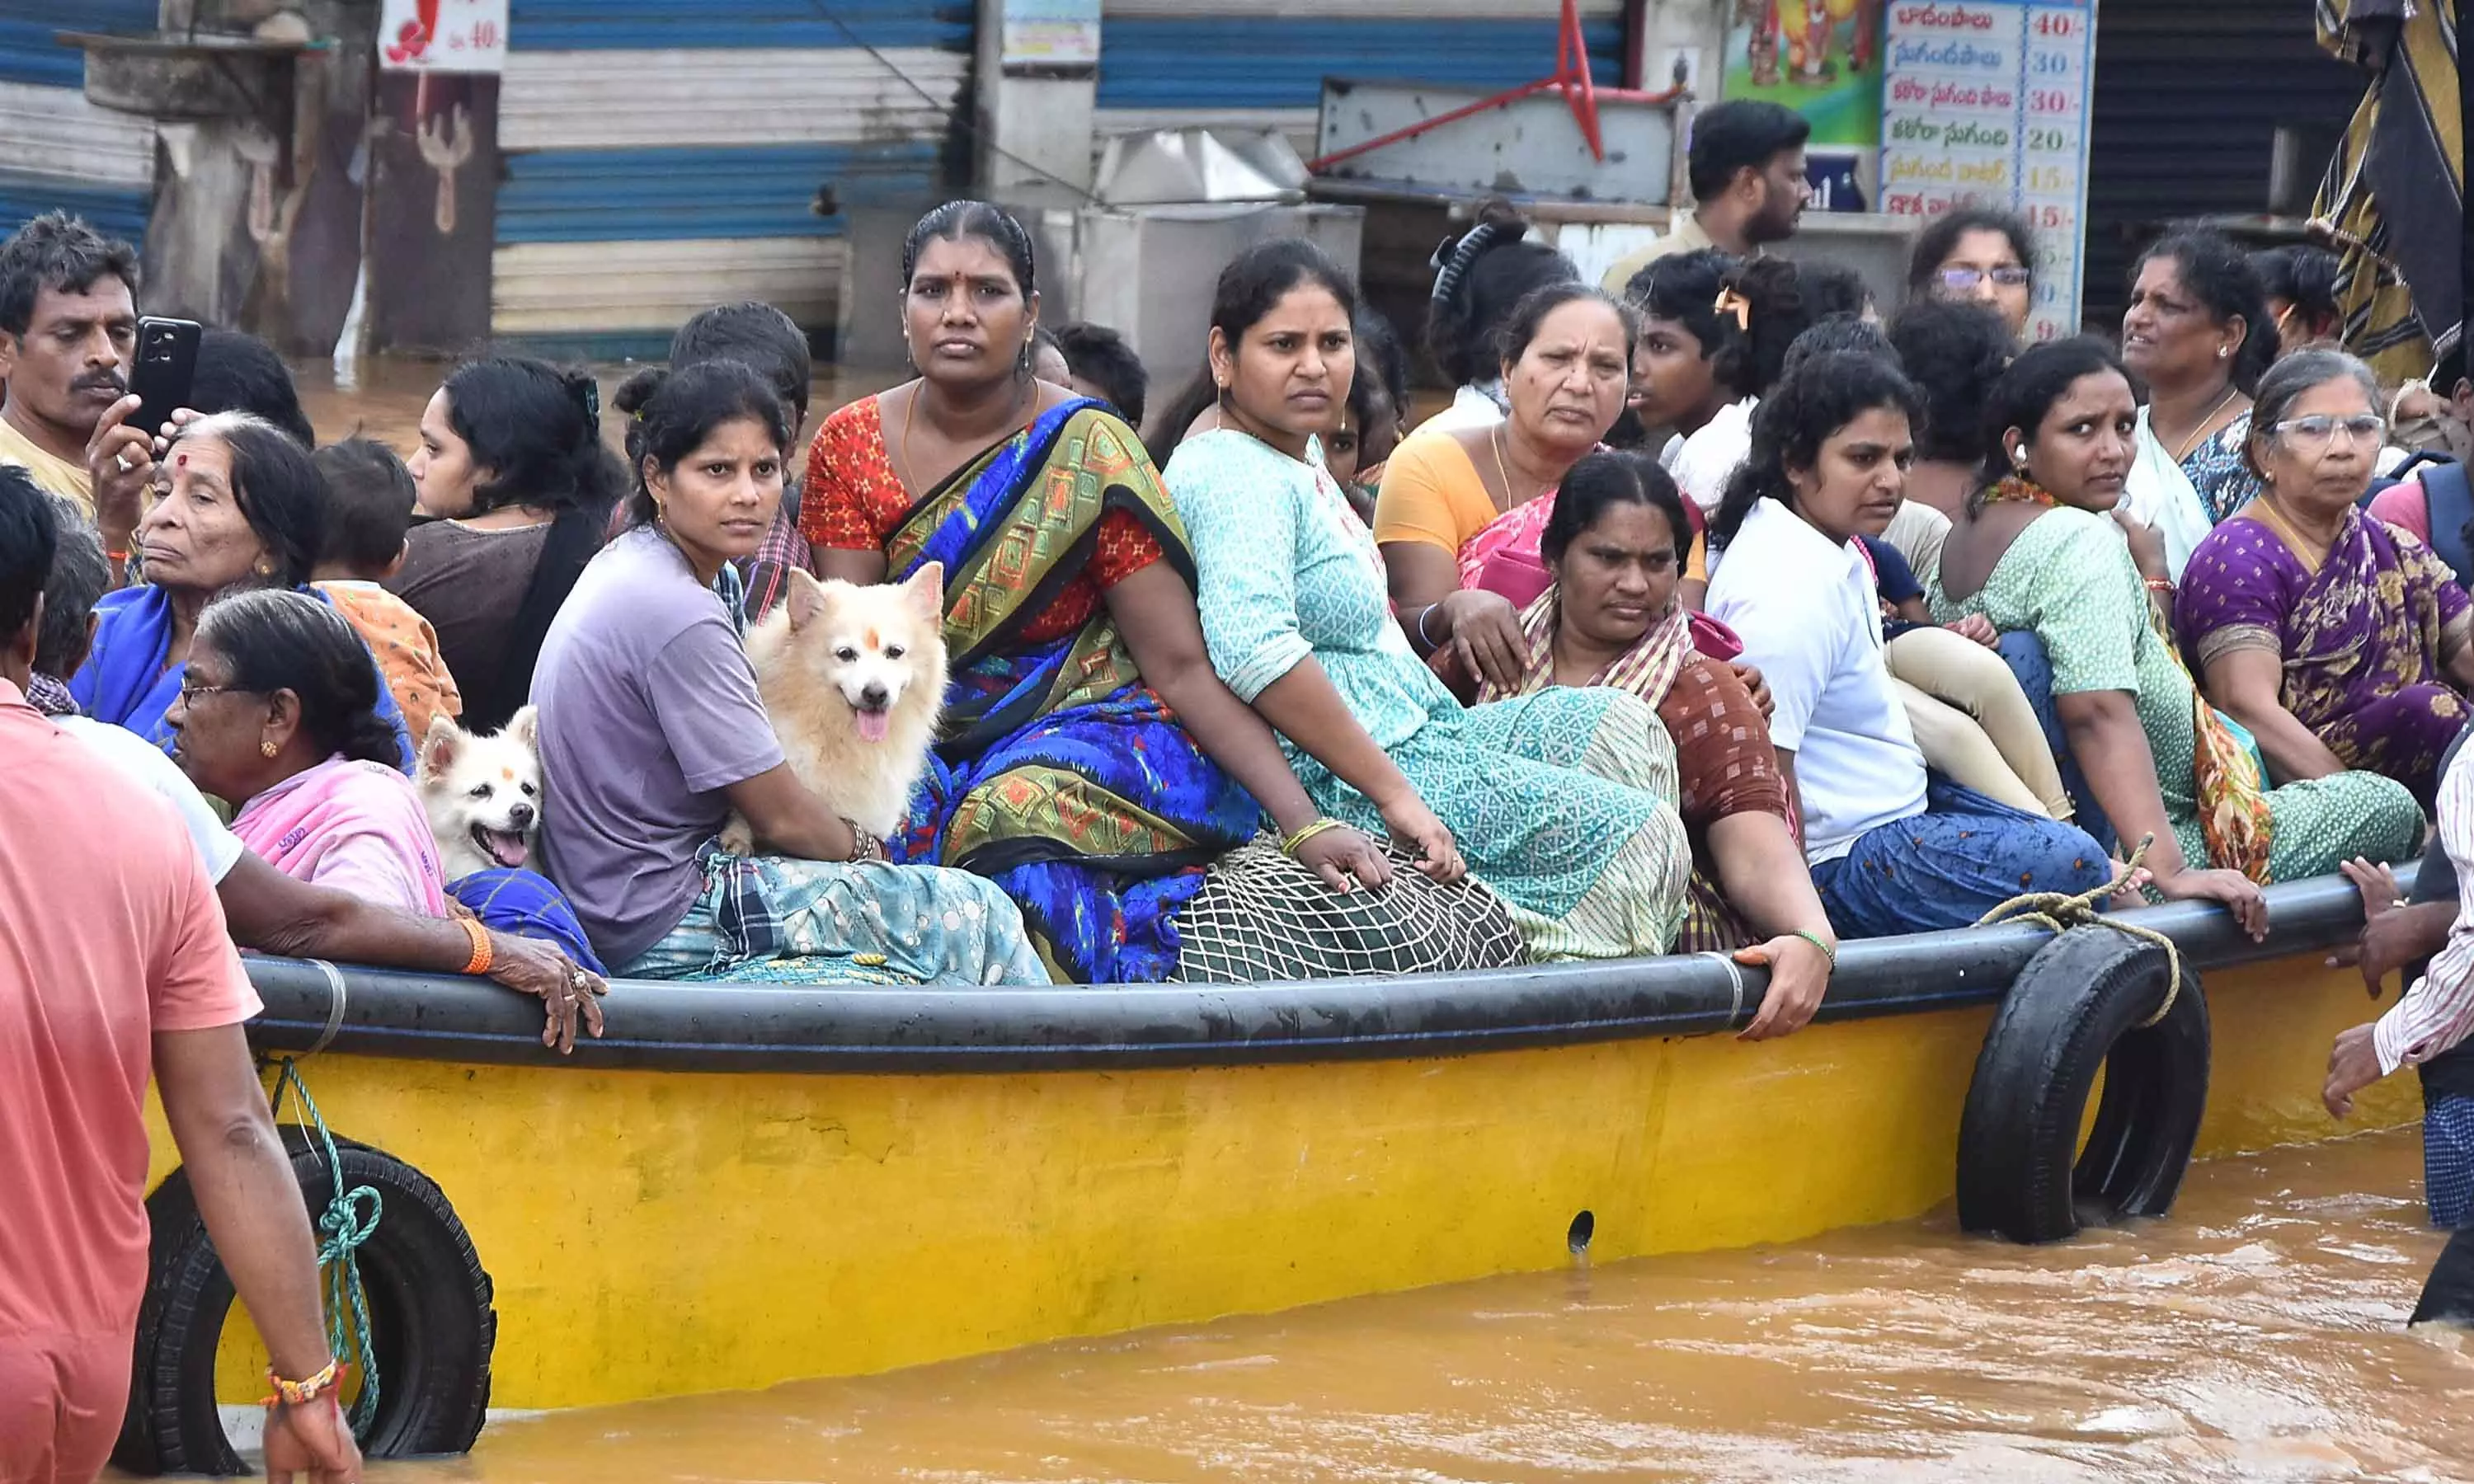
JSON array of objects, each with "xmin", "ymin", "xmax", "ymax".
[
  {"xmin": 174, "ymin": 681, "xmax": 242, "ymax": 704},
  {"xmin": 2270, "ymin": 414, "xmax": 2387, "ymax": 448},
  {"xmin": 1937, "ymin": 266, "xmax": 2033, "ymax": 290}
]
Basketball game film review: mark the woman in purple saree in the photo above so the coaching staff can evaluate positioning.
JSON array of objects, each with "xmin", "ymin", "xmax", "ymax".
[{"xmin": 2178, "ymin": 350, "xmax": 2474, "ymax": 805}]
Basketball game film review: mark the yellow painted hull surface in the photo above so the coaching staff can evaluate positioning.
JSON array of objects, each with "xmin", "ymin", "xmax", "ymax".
[{"xmin": 148, "ymin": 949, "xmax": 2415, "ymax": 1411}]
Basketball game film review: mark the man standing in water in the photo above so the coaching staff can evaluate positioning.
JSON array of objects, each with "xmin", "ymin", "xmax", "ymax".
[
  {"xmin": 2326, "ymin": 726, "xmax": 2474, "ymax": 1233},
  {"xmin": 0, "ymin": 469, "xmax": 360, "ymax": 1483},
  {"xmin": 1598, "ymin": 101, "xmax": 1812, "ymax": 294}
]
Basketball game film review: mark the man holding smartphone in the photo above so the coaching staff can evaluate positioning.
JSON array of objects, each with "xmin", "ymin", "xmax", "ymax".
[{"xmin": 0, "ymin": 213, "xmax": 140, "ymax": 528}]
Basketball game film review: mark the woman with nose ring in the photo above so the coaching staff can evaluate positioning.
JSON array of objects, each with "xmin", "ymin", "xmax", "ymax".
[
  {"xmin": 2119, "ymin": 229, "xmax": 2279, "ymax": 579},
  {"xmin": 1933, "ymin": 340, "xmax": 2416, "ymax": 910},
  {"xmin": 1707, "ymin": 350, "xmax": 2112, "ymax": 941},
  {"xmin": 802, "ymin": 202, "xmax": 1390, "ymax": 984},
  {"xmin": 1164, "ymin": 238, "xmax": 1693, "ymax": 964},
  {"xmin": 2177, "ymin": 349, "xmax": 2474, "ymax": 806},
  {"xmin": 1374, "ymin": 282, "xmax": 1637, "ymax": 695},
  {"xmin": 1475, "ymin": 450, "xmax": 1836, "ymax": 1037}
]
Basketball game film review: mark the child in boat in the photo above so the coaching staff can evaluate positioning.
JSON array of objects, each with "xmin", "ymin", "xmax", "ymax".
[{"xmin": 312, "ymin": 437, "xmax": 463, "ymax": 742}]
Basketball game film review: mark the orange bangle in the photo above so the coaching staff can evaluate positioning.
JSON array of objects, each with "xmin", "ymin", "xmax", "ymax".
[
  {"xmin": 458, "ymin": 915, "xmax": 493, "ymax": 975},
  {"xmin": 261, "ymin": 1359, "xmax": 346, "ymax": 1407}
]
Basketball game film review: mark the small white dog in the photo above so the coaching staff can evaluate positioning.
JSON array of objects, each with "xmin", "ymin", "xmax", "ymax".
[
  {"xmin": 721, "ymin": 562, "xmax": 948, "ymax": 854},
  {"xmin": 418, "ymin": 706, "xmax": 545, "ymax": 881}
]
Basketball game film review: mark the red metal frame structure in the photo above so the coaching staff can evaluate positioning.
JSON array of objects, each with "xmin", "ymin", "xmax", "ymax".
[{"xmin": 1305, "ymin": 0, "xmax": 1689, "ymax": 175}]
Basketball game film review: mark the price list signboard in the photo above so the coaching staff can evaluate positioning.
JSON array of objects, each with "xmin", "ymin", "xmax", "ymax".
[{"xmin": 1879, "ymin": 1, "xmax": 2096, "ymax": 342}]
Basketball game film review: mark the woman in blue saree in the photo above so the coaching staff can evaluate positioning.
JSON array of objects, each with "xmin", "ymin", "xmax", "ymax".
[
  {"xmin": 72, "ymin": 412, "xmax": 413, "ymax": 770},
  {"xmin": 804, "ymin": 201, "xmax": 1393, "ymax": 983}
]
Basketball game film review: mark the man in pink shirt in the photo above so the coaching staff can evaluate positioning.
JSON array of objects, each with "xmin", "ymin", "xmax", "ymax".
[{"xmin": 0, "ymin": 473, "xmax": 360, "ymax": 1482}]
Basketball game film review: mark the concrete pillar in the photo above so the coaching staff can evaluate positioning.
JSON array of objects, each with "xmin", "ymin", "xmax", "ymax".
[{"xmin": 972, "ymin": 0, "xmax": 1101, "ymax": 197}]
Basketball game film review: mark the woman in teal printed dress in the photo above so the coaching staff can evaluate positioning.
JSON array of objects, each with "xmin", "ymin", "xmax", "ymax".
[{"xmin": 1159, "ymin": 240, "xmax": 1691, "ymax": 960}]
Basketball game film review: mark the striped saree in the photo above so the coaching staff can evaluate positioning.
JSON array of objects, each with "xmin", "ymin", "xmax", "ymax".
[{"xmin": 885, "ymin": 401, "xmax": 1259, "ymax": 983}]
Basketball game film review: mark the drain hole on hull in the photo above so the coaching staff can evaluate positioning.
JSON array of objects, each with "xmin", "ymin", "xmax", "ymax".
[{"xmin": 1567, "ymin": 1209, "xmax": 1595, "ymax": 1255}]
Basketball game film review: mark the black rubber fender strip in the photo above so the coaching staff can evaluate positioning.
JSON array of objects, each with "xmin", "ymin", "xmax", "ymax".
[{"xmin": 238, "ymin": 866, "xmax": 2406, "ymax": 1073}]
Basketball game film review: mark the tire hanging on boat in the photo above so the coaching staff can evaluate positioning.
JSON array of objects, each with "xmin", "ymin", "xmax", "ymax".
[
  {"xmin": 1956, "ymin": 926, "xmax": 2211, "ymax": 1245},
  {"xmin": 114, "ymin": 1134, "xmax": 496, "ymax": 1475}
]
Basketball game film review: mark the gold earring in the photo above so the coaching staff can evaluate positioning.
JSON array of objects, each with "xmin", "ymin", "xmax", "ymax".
[{"xmin": 260, "ymin": 739, "xmax": 278, "ymax": 758}]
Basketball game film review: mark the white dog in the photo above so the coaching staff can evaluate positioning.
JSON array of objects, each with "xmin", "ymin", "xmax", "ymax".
[
  {"xmin": 721, "ymin": 562, "xmax": 948, "ymax": 854},
  {"xmin": 418, "ymin": 706, "xmax": 544, "ymax": 882}
]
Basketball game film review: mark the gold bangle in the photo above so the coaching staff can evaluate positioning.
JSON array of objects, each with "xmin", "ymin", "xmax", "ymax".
[{"xmin": 1281, "ymin": 818, "xmax": 1348, "ymax": 857}]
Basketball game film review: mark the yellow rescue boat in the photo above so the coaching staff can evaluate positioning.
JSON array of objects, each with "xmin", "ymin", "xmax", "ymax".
[{"xmin": 126, "ymin": 871, "xmax": 2420, "ymax": 1469}]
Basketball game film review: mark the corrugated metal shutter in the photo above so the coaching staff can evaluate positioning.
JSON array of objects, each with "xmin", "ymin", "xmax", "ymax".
[
  {"xmin": 2082, "ymin": 0, "xmax": 2361, "ymax": 329},
  {"xmin": 0, "ymin": 0, "xmax": 156, "ymax": 244},
  {"xmin": 1094, "ymin": 0, "xmax": 1626, "ymax": 160},
  {"xmin": 493, "ymin": 0, "xmax": 970, "ymax": 359}
]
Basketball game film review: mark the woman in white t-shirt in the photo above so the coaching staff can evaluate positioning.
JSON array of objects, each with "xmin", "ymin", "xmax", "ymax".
[{"xmin": 1704, "ymin": 350, "xmax": 2109, "ymax": 939}]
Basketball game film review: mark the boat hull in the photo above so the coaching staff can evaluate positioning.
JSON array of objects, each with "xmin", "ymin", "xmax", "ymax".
[{"xmin": 151, "ymin": 878, "xmax": 2421, "ymax": 1410}]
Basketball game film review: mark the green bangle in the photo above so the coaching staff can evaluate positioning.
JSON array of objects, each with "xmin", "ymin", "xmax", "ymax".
[{"xmin": 1791, "ymin": 927, "xmax": 1837, "ymax": 968}]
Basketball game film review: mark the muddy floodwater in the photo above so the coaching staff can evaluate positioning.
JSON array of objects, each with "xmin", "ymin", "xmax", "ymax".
[
  {"xmin": 314, "ymin": 1130, "xmax": 2465, "ymax": 1483},
  {"xmin": 166, "ymin": 363, "xmax": 2472, "ymax": 1483}
]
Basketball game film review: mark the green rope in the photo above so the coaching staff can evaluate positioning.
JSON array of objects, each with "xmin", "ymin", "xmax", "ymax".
[
  {"xmin": 1973, "ymin": 834, "xmax": 2187, "ymax": 1029},
  {"xmin": 266, "ymin": 1056, "xmax": 383, "ymax": 1434}
]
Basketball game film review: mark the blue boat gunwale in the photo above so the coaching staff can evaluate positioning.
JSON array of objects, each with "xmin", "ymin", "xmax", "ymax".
[{"xmin": 238, "ymin": 869, "xmax": 2401, "ymax": 1074}]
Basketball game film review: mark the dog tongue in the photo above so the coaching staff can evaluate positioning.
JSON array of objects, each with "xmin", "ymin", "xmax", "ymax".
[
  {"xmin": 482, "ymin": 829, "xmax": 531, "ymax": 870},
  {"xmin": 856, "ymin": 708, "xmax": 891, "ymax": 743}
]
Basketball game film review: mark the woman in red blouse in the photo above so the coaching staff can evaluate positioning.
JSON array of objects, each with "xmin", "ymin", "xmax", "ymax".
[{"xmin": 803, "ymin": 202, "xmax": 1390, "ymax": 983}]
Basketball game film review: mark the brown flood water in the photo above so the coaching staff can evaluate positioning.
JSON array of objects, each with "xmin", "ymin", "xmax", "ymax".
[
  {"xmin": 242, "ymin": 363, "xmax": 2474, "ymax": 1483},
  {"xmin": 338, "ymin": 1129, "xmax": 2465, "ymax": 1484}
]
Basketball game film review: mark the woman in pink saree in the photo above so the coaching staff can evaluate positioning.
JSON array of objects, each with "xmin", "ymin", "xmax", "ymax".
[
  {"xmin": 165, "ymin": 589, "xmax": 447, "ymax": 913},
  {"xmin": 1375, "ymin": 284, "xmax": 1649, "ymax": 688}
]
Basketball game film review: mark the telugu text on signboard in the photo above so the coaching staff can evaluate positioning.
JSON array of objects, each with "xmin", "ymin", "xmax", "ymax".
[{"xmin": 1879, "ymin": 0, "xmax": 2095, "ymax": 341}]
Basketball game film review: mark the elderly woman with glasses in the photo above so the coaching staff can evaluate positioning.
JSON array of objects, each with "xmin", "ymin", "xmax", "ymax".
[{"xmin": 2178, "ymin": 349, "xmax": 2474, "ymax": 805}]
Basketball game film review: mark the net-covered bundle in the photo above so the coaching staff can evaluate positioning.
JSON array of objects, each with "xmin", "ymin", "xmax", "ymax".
[{"xmin": 1170, "ymin": 836, "xmax": 1526, "ymax": 983}]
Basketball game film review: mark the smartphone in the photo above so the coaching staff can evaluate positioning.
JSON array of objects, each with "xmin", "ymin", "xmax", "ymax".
[{"xmin": 128, "ymin": 316, "xmax": 201, "ymax": 444}]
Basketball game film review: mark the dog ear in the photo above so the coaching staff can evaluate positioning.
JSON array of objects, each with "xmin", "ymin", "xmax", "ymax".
[
  {"xmin": 902, "ymin": 561, "xmax": 944, "ymax": 622},
  {"xmin": 502, "ymin": 704, "xmax": 539, "ymax": 750},
  {"xmin": 418, "ymin": 715, "xmax": 462, "ymax": 782},
  {"xmin": 785, "ymin": 568, "xmax": 830, "ymax": 632}
]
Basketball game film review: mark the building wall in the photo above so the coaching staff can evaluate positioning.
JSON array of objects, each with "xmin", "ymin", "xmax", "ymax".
[
  {"xmin": 0, "ymin": 0, "xmax": 158, "ymax": 247},
  {"xmin": 1091, "ymin": 0, "xmax": 1632, "ymax": 167},
  {"xmin": 491, "ymin": 0, "xmax": 973, "ymax": 359},
  {"xmin": 2081, "ymin": 0, "xmax": 2363, "ymax": 330}
]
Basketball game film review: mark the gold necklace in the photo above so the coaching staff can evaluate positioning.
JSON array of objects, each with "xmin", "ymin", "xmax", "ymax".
[
  {"xmin": 2252, "ymin": 490, "xmax": 2337, "ymax": 567},
  {"xmin": 1489, "ymin": 424, "xmax": 1547, "ymax": 513},
  {"xmin": 2165, "ymin": 384, "xmax": 2243, "ymax": 464}
]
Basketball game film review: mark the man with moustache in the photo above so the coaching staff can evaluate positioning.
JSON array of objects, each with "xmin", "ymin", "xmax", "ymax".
[
  {"xmin": 0, "ymin": 213, "xmax": 148, "ymax": 568},
  {"xmin": 1599, "ymin": 101, "xmax": 1813, "ymax": 295}
]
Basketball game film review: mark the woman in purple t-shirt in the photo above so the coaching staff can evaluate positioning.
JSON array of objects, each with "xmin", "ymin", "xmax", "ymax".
[{"xmin": 531, "ymin": 361, "xmax": 1045, "ymax": 984}]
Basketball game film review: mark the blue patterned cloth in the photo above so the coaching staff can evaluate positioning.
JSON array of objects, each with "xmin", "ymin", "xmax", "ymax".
[
  {"xmin": 2428, "ymin": 1092, "xmax": 2474, "ymax": 1229},
  {"xmin": 1808, "ymin": 776, "xmax": 2111, "ymax": 939},
  {"xmin": 447, "ymin": 867, "xmax": 606, "ymax": 974},
  {"xmin": 616, "ymin": 838, "xmax": 1048, "ymax": 985},
  {"xmin": 70, "ymin": 583, "xmax": 416, "ymax": 771},
  {"xmin": 875, "ymin": 401, "xmax": 1259, "ymax": 984},
  {"xmin": 2185, "ymin": 411, "xmax": 2267, "ymax": 525}
]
